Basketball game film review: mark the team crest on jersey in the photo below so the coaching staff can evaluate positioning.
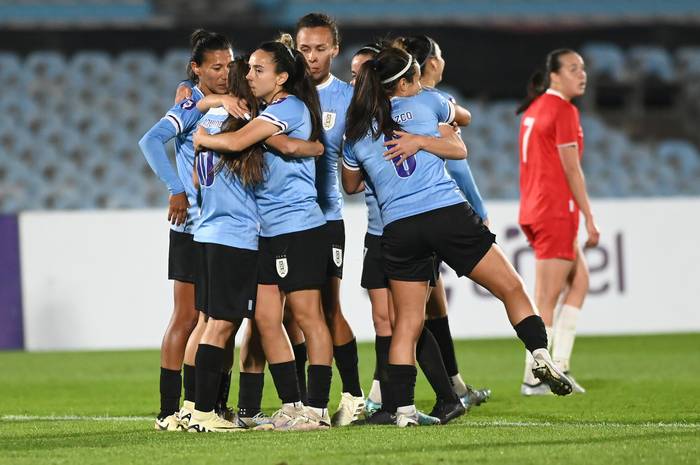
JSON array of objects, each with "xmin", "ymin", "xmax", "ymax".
[
  {"xmin": 322, "ymin": 111, "xmax": 336, "ymax": 130},
  {"xmin": 332, "ymin": 247, "xmax": 343, "ymax": 267},
  {"xmin": 276, "ymin": 256, "xmax": 288, "ymax": 278},
  {"xmin": 180, "ymin": 98, "xmax": 195, "ymax": 110}
]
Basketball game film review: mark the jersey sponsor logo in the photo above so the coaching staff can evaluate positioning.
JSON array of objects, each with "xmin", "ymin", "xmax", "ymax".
[
  {"xmin": 276, "ymin": 256, "xmax": 288, "ymax": 278},
  {"xmin": 180, "ymin": 98, "xmax": 196, "ymax": 110},
  {"xmin": 332, "ymin": 246, "xmax": 343, "ymax": 267},
  {"xmin": 322, "ymin": 111, "xmax": 336, "ymax": 130}
]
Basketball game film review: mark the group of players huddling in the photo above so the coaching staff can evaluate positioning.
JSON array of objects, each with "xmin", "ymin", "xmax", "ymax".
[{"xmin": 139, "ymin": 12, "xmax": 598, "ymax": 432}]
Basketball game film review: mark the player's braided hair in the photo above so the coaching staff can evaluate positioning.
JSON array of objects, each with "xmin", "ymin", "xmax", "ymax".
[
  {"xmin": 516, "ymin": 48, "xmax": 577, "ymax": 114},
  {"xmin": 345, "ymin": 46, "xmax": 418, "ymax": 142},
  {"xmin": 215, "ymin": 56, "xmax": 266, "ymax": 186}
]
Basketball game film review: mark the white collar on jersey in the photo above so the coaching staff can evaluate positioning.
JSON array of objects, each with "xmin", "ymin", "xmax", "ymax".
[
  {"xmin": 316, "ymin": 74, "xmax": 336, "ymax": 90},
  {"xmin": 545, "ymin": 88, "xmax": 566, "ymax": 100}
]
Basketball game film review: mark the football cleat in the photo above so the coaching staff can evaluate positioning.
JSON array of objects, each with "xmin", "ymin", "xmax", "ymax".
[
  {"xmin": 154, "ymin": 413, "xmax": 180, "ymax": 431},
  {"xmin": 236, "ymin": 411, "xmax": 274, "ymax": 430},
  {"xmin": 187, "ymin": 410, "xmax": 247, "ymax": 433},
  {"xmin": 460, "ymin": 385, "xmax": 492, "ymax": 410},
  {"xmin": 520, "ymin": 382, "xmax": 552, "ymax": 396},
  {"xmin": 365, "ymin": 409, "xmax": 395, "ymax": 425},
  {"xmin": 331, "ymin": 392, "xmax": 365, "ymax": 426},
  {"xmin": 564, "ymin": 372, "xmax": 586, "ymax": 394},
  {"xmin": 531, "ymin": 349, "xmax": 573, "ymax": 396},
  {"xmin": 266, "ymin": 403, "xmax": 325, "ymax": 431},
  {"xmin": 215, "ymin": 404, "xmax": 236, "ymax": 422},
  {"xmin": 364, "ymin": 398, "xmax": 382, "ymax": 418},
  {"xmin": 177, "ymin": 401, "xmax": 194, "ymax": 430},
  {"xmin": 416, "ymin": 410, "xmax": 441, "ymax": 426},
  {"xmin": 429, "ymin": 399, "xmax": 466, "ymax": 424}
]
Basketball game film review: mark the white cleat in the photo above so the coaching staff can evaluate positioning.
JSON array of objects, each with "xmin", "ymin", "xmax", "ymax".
[
  {"xmin": 299, "ymin": 406, "xmax": 331, "ymax": 431},
  {"xmin": 154, "ymin": 413, "xmax": 180, "ymax": 431},
  {"xmin": 395, "ymin": 406, "xmax": 420, "ymax": 428},
  {"xmin": 331, "ymin": 392, "xmax": 365, "ymax": 426},
  {"xmin": 520, "ymin": 382, "xmax": 552, "ymax": 396},
  {"xmin": 177, "ymin": 401, "xmax": 194, "ymax": 430},
  {"xmin": 266, "ymin": 403, "xmax": 324, "ymax": 431},
  {"xmin": 187, "ymin": 410, "xmax": 247, "ymax": 433},
  {"xmin": 531, "ymin": 349, "xmax": 574, "ymax": 396}
]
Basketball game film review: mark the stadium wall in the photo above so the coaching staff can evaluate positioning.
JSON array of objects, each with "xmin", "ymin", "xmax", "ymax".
[{"xmin": 5, "ymin": 198, "xmax": 698, "ymax": 351}]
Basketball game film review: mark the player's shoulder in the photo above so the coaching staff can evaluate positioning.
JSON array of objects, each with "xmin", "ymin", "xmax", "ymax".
[{"xmin": 425, "ymin": 86, "xmax": 456, "ymax": 103}]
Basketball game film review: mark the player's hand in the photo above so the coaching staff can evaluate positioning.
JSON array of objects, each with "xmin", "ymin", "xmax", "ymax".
[
  {"xmin": 193, "ymin": 126, "xmax": 207, "ymax": 153},
  {"xmin": 175, "ymin": 84, "xmax": 192, "ymax": 103},
  {"xmin": 168, "ymin": 192, "xmax": 189, "ymax": 226},
  {"xmin": 584, "ymin": 215, "xmax": 600, "ymax": 248},
  {"xmin": 383, "ymin": 131, "xmax": 423, "ymax": 165},
  {"xmin": 221, "ymin": 95, "xmax": 250, "ymax": 120}
]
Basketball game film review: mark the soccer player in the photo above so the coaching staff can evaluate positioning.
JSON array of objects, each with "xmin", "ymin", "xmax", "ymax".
[
  {"xmin": 294, "ymin": 13, "xmax": 364, "ymax": 426},
  {"xmin": 516, "ymin": 49, "xmax": 598, "ymax": 395},
  {"xmin": 138, "ymin": 29, "xmax": 232, "ymax": 431},
  {"xmin": 186, "ymin": 56, "xmax": 324, "ymax": 432},
  {"xmin": 193, "ymin": 36, "xmax": 333, "ymax": 430},
  {"xmin": 342, "ymin": 47, "xmax": 573, "ymax": 427}
]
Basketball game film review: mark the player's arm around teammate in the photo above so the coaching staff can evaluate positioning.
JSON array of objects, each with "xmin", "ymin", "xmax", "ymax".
[
  {"xmin": 195, "ymin": 37, "xmax": 334, "ymax": 431},
  {"xmin": 516, "ymin": 49, "xmax": 599, "ymax": 395}
]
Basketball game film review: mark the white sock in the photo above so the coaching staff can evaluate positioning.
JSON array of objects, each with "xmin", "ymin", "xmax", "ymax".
[
  {"xmin": 545, "ymin": 325, "xmax": 553, "ymax": 352},
  {"xmin": 183, "ymin": 400, "xmax": 194, "ymax": 410},
  {"xmin": 396, "ymin": 405, "xmax": 416, "ymax": 416},
  {"xmin": 451, "ymin": 374, "xmax": 468, "ymax": 397},
  {"xmin": 284, "ymin": 401, "xmax": 303, "ymax": 409},
  {"xmin": 552, "ymin": 304, "xmax": 580, "ymax": 372},
  {"xmin": 308, "ymin": 406, "xmax": 327, "ymax": 417},
  {"xmin": 368, "ymin": 379, "xmax": 382, "ymax": 403}
]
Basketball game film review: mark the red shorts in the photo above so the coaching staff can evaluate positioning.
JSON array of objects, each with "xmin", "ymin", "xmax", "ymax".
[{"xmin": 520, "ymin": 216, "xmax": 579, "ymax": 261}]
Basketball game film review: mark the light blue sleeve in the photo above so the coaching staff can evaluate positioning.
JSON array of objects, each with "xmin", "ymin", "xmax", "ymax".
[
  {"xmin": 426, "ymin": 91, "xmax": 455, "ymax": 124},
  {"xmin": 446, "ymin": 158, "xmax": 488, "ymax": 220},
  {"xmin": 257, "ymin": 98, "xmax": 304, "ymax": 135},
  {"xmin": 341, "ymin": 139, "xmax": 360, "ymax": 170},
  {"xmin": 138, "ymin": 119, "xmax": 185, "ymax": 195},
  {"xmin": 165, "ymin": 98, "xmax": 204, "ymax": 134}
]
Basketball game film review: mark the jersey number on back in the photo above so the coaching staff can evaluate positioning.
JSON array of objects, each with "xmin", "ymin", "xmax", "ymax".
[
  {"xmin": 385, "ymin": 134, "xmax": 417, "ymax": 178},
  {"xmin": 196, "ymin": 151, "xmax": 215, "ymax": 188},
  {"xmin": 522, "ymin": 117, "xmax": 535, "ymax": 164}
]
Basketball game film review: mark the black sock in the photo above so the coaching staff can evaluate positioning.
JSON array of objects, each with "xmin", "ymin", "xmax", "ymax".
[
  {"xmin": 387, "ymin": 364, "xmax": 417, "ymax": 410},
  {"xmin": 307, "ymin": 364, "xmax": 333, "ymax": 409},
  {"xmin": 269, "ymin": 361, "xmax": 301, "ymax": 404},
  {"xmin": 215, "ymin": 370, "xmax": 232, "ymax": 410},
  {"xmin": 333, "ymin": 339, "xmax": 362, "ymax": 397},
  {"xmin": 375, "ymin": 335, "xmax": 392, "ymax": 411},
  {"xmin": 183, "ymin": 364, "xmax": 196, "ymax": 403},
  {"xmin": 237, "ymin": 372, "xmax": 264, "ymax": 417},
  {"xmin": 417, "ymin": 328, "xmax": 459, "ymax": 403},
  {"xmin": 159, "ymin": 367, "xmax": 181, "ymax": 418},
  {"xmin": 194, "ymin": 344, "xmax": 225, "ymax": 413},
  {"xmin": 424, "ymin": 316, "xmax": 459, "ymax": 377},
  {"xmin": 292, "ymin": 343, "xmax": 308, "ymax": 404},
  {"xmin": 514, "ymin": 315, "xmax": 548, "ymax": 353}
]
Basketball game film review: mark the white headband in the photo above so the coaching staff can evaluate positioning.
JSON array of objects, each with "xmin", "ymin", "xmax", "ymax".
[
  {"xmin": 285, "ymin": 46, "xmax": 295, "ymax": 59},
  {"xmin": 381, "ymin": 54, "xmax": 413, "ymax": 84}
]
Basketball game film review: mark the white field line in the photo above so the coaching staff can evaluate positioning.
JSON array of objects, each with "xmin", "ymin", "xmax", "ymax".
[{"xmin": 1, "ymin": 415, "xmax": 698, "ymax": 428}]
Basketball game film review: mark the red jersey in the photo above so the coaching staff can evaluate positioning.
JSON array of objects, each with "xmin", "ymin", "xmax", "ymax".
[{"xmin": 518, "ymin": 89, "xmax": 584, "ymax": 224}]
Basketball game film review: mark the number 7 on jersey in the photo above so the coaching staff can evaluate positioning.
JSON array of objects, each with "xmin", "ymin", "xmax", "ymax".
[{"xmin": 522, "ymin": 116, "xmax": 535, "ymax": 164}]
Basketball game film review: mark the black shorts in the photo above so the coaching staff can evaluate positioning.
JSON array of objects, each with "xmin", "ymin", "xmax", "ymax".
[
  {"xmin": 361, "ymin": 233, "xmax": 387, "ymax": 290},
  {"xmin": 381, "ymin": 203, "xmax": 496, "ymax": 282},
  {"xmin": 194, "ymin": 241, "xmax": 257, "ymax": 322},
  {"xmin": 361, "ymin": 233, "xmax": 439, "ymax": 290},
  {"xmin": 257, "ymin": 225, "xmax": 329, "ymax": 293},
  {"xmin": 168, "ymin": 229, "xmax": 196, "ymax": 283},
  {"xmin": 324, "ymin": 220, "xmax": 345, "ymax": 279}
]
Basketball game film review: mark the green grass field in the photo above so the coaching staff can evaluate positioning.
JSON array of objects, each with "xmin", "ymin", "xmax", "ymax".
[{"xmin": 1, "ymin": 333, "xmax": 698, "ymax": 465}]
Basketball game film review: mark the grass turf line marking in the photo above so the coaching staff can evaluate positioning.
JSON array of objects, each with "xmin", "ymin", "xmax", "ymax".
[{"xmin": 2, "ymin": 415, "xmax": 698, "ymax": 428}]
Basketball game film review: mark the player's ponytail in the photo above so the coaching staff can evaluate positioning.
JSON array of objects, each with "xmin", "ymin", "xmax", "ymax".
[
  {"xmin": 216, "ymin": 57, "xmax": 266, "ymax": 186},
  {"xmin": 257, "ymin": 35, "xmax": 323, "ymax": 141},
  {"xmin": 346, "ymin": 46, "xmax": 415, "ymax": 142},
  {"xmin": 188, "ymin": 29, "xmax": 232, "ymax": 84},
  {"xmin": 516, "ymin": 48, "xmax": 576, "ymax": 114}
]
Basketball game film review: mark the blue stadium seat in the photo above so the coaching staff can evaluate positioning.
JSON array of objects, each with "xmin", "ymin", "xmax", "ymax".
[{"xmin": 581, "ymin": 42, "xmax": 627, "ymax": 82}]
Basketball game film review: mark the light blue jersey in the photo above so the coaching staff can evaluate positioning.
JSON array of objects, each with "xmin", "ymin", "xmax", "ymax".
[
  {"xmin": 138, "ymin": 86, "xmax": 205, "ymax": 234},
  {"xmin": 425, "ymin": 87, "xmax": 489, "ymax": 220},
  {"xmin": 254, "ymin": 95, "xmax": 326, "ymax": 237},
  {"xmin": 316, "ymin": 75, "xmax": 353, "ymax": 221},
  {"xmin": 343, "ymin": 90, "xmax": 465, "ymax": 227},
  {"xmin": 193, "ymin": 107, "xmax": 260, "ymax": 251}
]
